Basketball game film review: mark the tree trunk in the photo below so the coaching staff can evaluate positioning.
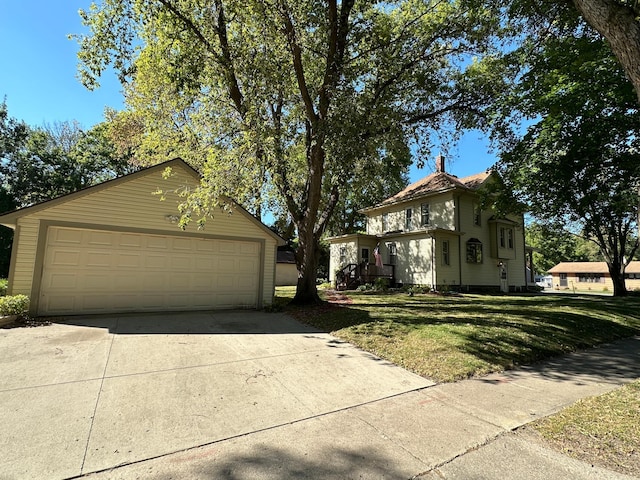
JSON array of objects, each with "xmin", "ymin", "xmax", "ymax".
[
  {"xmin": 292, "ymin": 224, "xmax": 322, "ymax": 305},
  {"xmin": 290, "ymin": 137, "xmax": 326, "ymax": 305},
  {"xmin": 607, "ymin": 261, "xmax": 628, "ymax": 296},
  {"xmin": 571, "ymin": 0, "xmax": 640, "ymax": 104}
]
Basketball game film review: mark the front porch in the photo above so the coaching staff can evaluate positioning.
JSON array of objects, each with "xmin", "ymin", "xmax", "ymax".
[{"xmin": 335, "ymin": 263, "xmax": 395, "ymax": 291}]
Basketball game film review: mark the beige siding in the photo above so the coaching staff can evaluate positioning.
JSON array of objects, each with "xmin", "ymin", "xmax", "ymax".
[
  {"xmin": 8, "ymin": 163, "xmax": 278, "ymax": 307},
  {"xmin": 458, "ymin": 196, "xmax": 526, "ymax": 290},
  {"xmin": 276, "ymin": 263, "xmax": 298, "ymax": 286},
  {"xmin": 8, "ymin": 220, "xmax": 39, "ymax": 296},
  {"xmin": 388, "ymin": 237, "xmax": 434, "ymax": 285},
  {"xmin": 331, "ymin": 187, "xmax": 528, "ymax": 291},
  {"xmin": 329, "ymin": 240, "xmax": 358, "ymax": 282},
  {"xmin": 435, "ymin": 234, "xmax": 461, "ymax": 288},
  {"xmin": 367, "ymin": 194, "xmax": 456, "ymax": 235},
  {"xmin": 459, "ymin": 195, "xmax": 494, "ymax": 287},
  {"xmin": 550, "ymin": 273, "xmax": 640, "ymax": 293}
]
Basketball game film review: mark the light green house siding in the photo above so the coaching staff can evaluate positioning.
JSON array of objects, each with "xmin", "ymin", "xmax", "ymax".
[
  {"xmin": 330, "ymin": 173, "xmax": 528, "ymax": 292},
  {"xmin": 366, "ymin": 195, "xmax": 456, "ymax": 235},
  {"xmin": 3, "ymin": 160, "xmax": 282, "ymax": 314},
  {"xmin": 328, "ymin": 234, "xmax": 378, "ymax": 283}
]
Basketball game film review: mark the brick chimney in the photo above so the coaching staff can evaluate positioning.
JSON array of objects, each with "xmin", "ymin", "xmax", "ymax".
[{"xmin": 436, "ymin": 154, "xmax": 445, "ymax": 173}]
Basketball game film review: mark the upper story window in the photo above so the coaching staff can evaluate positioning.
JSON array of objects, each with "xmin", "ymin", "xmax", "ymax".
[
  {"xmin": 500, "ymin": 227, "xmax": 514, "ymax": 249},
  {"xmin": 382, "ymin": 212, "xmax": 389, "ymax": 232},
  {"xmin": 473, "ymin": 203, "xmax": 481, "ymax": 226},
  {"xmin": 421, "ymin": 203, "xmax": 430, "ymax": 226},
  {"xmin": 405, "ymin": 208, "xmax": 413, "ymax": 231},
  {"xmin": 466, "ymin": 238, "xmax": 482, "ymax": 263}
]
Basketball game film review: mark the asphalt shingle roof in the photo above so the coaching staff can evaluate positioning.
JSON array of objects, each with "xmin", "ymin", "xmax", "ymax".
[
  {"xmin": 548, "ymin": 261, "xmax": 640, "ymax": 274},
  {"xmin": 373, "ymin": 170, "xmax": 491, "ymax": 208}
]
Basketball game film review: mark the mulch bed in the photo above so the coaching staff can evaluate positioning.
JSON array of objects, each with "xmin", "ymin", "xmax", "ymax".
[
  {"xmin": 322, "ymin": 289, "xmax": 354, "ymax": 305},
  {"xmin": 0, "ymin": 315, "xmax": 51, "ymax": 329}
]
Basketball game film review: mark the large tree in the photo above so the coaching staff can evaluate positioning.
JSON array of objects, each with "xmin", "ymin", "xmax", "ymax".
[
  {"xmin": 76, "ymin": 0, "xmax": 502, "ymax": 304},
  {"xmin": 571, "ymin": 0, "xmax": 640, "ymax": 103},
  {"xmin": 497, "ymin": 35, "xmax": 640, "ymax": 296},
  {"xmin": 496, "ymin": 0, "xmax": 640, "ymax": 103}
]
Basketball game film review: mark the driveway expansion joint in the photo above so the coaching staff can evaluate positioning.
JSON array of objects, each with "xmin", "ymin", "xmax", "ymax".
[{"xmin": 79, "ymin": 317, "xmax": 118, "ymax": 475}]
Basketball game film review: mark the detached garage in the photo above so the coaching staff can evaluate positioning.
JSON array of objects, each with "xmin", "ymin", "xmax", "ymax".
[{"xmin": 0, "ymin": 158, "xmax": 284, "ymax": 316}]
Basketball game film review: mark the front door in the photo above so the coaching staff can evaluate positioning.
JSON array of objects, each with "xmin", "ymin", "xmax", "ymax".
[{"xmin": 500, "ymin": 264, "xmax": 508, "ymax": 293}]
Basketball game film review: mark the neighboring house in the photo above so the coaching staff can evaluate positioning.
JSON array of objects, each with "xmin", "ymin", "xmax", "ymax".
[
  {"xmin": 327, "ymin": 156, "xmax": 530, "ymax": 292},
  {"xmin": 548, "ymin": 261, "xmax": 640, "ymax": 292},
  {"xmin": 276, "ymin": 249, "xmax": 298, "ymax": 286},
  {"xmin": 535, "ymin": 274, "xmax": 553, "ymax": 289},
  {"xmin": 0, "ymin": 158, "xmax": 284, "ymax": 316}
]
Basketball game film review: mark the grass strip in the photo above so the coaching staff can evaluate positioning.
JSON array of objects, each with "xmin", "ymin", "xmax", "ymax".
[{"xmin": 530, "ymin": 380, "xmax": 640, "ymax": 477}]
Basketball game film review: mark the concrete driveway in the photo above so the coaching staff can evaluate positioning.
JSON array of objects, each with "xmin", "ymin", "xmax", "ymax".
[{"xmin": 0, "ymin": 311, "xmax": 432, "ymax": 479}]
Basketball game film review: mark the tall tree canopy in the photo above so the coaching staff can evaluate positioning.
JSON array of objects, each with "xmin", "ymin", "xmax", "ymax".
[
  {"xmin": 570, "ymin": 0, "xmax": 640, "ymax": 103},
  {"xmin": 496, "ymin": 34, "xmax": 640, "ymax": 296},
  {"xmin": 0, "ymin": 118, "xmax": 136, "ymax": 208},
  {"xmin": 0, "ymin": 102, "xmax": 24, "ymax": 276},
  {"xmin": 76, "ymin": 0, "xmax": 503, "ymax": 304},
  {"xmin": 496, "ymin": 0, "xmax": 640, "ymax": 103},
  {"xmin": 0, "ymin": 102, "xmax": 137, "ymax": 276}
]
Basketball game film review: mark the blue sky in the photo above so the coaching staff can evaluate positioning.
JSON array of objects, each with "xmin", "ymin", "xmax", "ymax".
[{"xmin": 0, "ymin": 1, "xmax": 498, "ymax": 183}]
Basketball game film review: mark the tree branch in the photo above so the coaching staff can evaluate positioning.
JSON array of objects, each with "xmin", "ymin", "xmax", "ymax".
[
  {"xmin": 315, "ymin": 183, "xmax": 340, "ymax": 236},
  {"xmin": 278, "ymin": 1, "xmax": 318, "ymax": 124},
  {"xmin": 572, "ymin": 0, "xmax": 640, "ymax": 103}
]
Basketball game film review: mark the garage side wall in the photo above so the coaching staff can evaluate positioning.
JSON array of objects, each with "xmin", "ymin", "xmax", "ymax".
[{"xmin": 8, "ymin": 164, "xmax": 278, "ymax": 312}]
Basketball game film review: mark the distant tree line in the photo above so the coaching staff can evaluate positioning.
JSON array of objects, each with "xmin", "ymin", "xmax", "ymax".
[{"xmin": 0, "ymin": 101, "xmax": 137, "ymax": 277}]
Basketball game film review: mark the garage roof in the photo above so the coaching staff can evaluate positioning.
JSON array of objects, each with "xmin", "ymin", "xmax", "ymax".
[{"xmin": 0, "ymin": 158, "xmax": 284, "ymax": 246}]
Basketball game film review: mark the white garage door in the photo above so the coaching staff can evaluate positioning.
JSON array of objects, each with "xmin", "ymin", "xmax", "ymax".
[{"xmin": 38, "ymin": 227, "xmax": 261, "ymax": 315}]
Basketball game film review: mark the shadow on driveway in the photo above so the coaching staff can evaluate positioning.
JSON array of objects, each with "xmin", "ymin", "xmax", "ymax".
[{"xmin": 49, "ymin": 310, "xmax": 326, "ymax": 335}]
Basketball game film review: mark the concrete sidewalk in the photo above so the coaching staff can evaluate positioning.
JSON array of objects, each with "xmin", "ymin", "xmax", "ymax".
[{"xmin": 81, "ymin": 335, "xmax": 640, "ymax": 480}]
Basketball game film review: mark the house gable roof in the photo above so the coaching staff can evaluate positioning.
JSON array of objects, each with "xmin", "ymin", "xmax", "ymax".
[
  {"xmin": 0, "ymin": 158, "xmax": 197, "ymax": 224},
  {"xmin": 360, "ymin": 169, "xmax": 492, "ymax": 213},
  {"xmin": 0, "ymin": 157, "xmax": 285, "ymax": 245},
  {"xmin": 276, "ymin": 250, "xmax": 296, "ymax": 264}
]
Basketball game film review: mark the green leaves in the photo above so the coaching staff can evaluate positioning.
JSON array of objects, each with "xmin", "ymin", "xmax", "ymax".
[
  {"xmin": 495, "ymin": 33, "xmax": 640, "ymax": 294},
  {"xmin": 0, "ymin": 104, "xmax": 136, "ymax": 208},
  {"xmin": 74, "ymin": 0, "xmax": 508, "ymax": 300}
]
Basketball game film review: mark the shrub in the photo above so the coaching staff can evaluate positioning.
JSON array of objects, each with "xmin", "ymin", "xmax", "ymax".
[
  {"xmin": 0, "ymin": 295, "xmax": 30, "ymax": 316},
  {"xmin": 0, "ymin": 279, "xmax": 7, "ymax": 296},
  {"xmin": 373, "ymin": 277, "xmax": 390, "ymax": 291}
]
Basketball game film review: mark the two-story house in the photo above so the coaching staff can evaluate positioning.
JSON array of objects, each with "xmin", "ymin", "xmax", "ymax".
[{"xmin": 328, "ymin": 156, "xmax": 529, "ymax": 292}]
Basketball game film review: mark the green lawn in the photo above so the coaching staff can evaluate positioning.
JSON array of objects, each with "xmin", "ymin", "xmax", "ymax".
[
  {"xmin": 530, "ymin": 380, "xmax": 640, "ymax": 477},
  {"xmin": 276, "ymin": 288, "xmax": 640, "ymax": 383}
]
